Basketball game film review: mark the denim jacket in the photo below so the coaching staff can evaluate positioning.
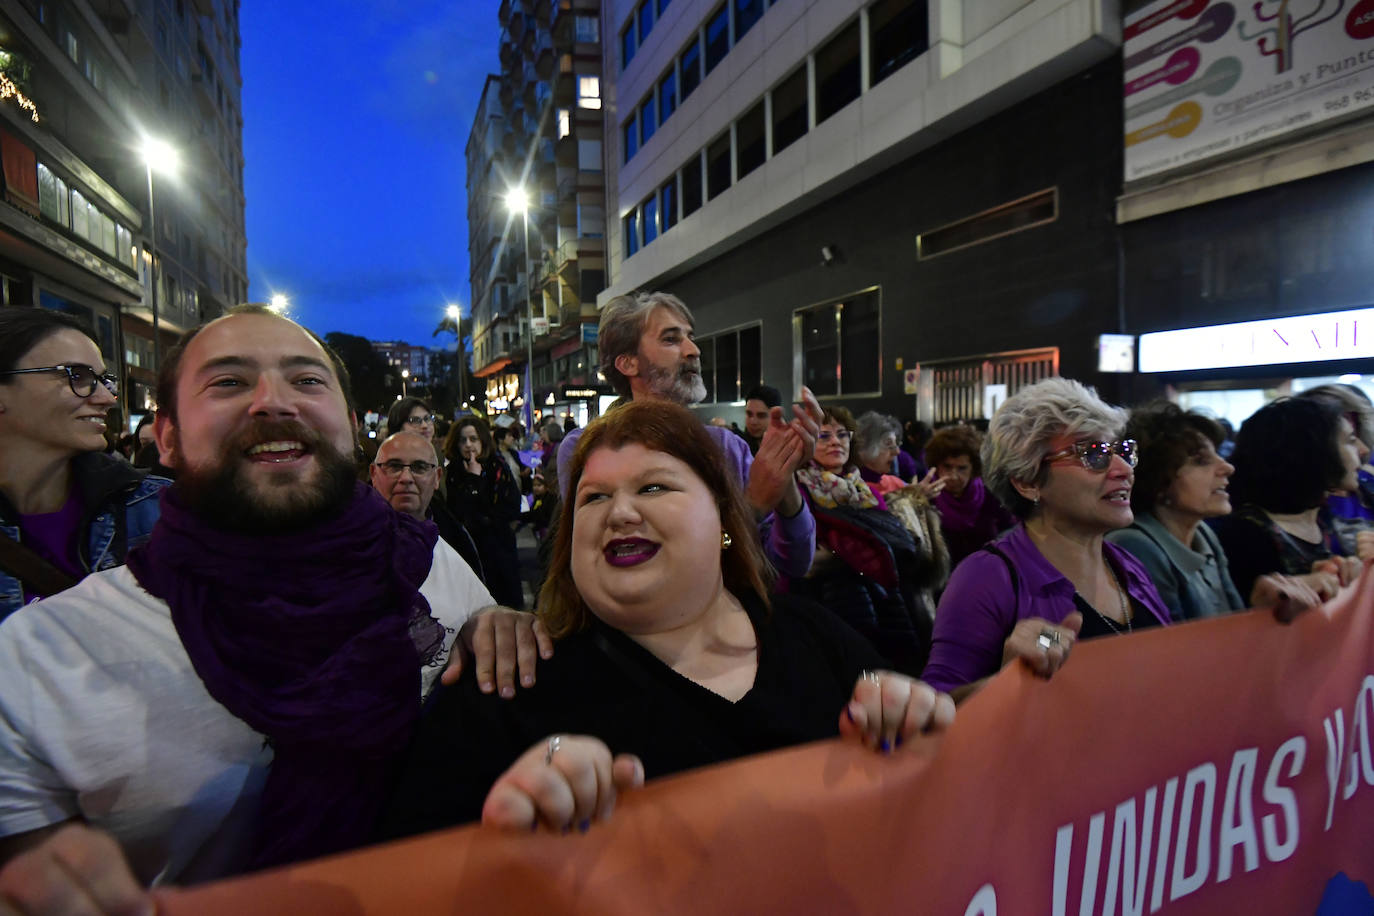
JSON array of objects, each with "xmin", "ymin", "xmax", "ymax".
[{"xmin": 0, "ymin": 452, "xmax": 169, "ymax": 620}]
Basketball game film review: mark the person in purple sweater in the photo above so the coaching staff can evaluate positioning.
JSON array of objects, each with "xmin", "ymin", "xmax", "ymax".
[
  {"xmin": 925, "ymin": 425, "xmax": 1016, "ymax": 570},
  {"xmin": 923, "ymin": 378, "xmax": 1173, "ymax": 700}
]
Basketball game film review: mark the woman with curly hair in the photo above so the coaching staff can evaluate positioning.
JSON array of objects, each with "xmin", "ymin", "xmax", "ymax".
[{"xmin": 924, "ymin": 425, "xmax": 1015, "ymax": 569}]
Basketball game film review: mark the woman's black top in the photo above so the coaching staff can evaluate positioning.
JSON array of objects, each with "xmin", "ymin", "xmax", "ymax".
[{"xmin": 378, "ymin": 593, "xmax": 886, "ymax": 840}]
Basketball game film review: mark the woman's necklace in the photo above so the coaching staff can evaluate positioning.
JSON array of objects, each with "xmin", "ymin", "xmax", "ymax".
[{"xmin": 1087, "ymin": 565, "xmax": 1132, "ymax": 634}]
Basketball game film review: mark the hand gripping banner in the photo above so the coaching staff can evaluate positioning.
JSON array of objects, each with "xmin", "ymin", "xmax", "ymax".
[{"xmin": 158, "ymin": 571, "xmax": 1374, "ymax": 914}]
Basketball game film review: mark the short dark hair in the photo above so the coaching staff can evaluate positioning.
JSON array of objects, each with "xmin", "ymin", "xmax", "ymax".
[
  {"xmin": 0, "ymin": 307, "xmax": 99, "ymax": 376},
  {"xmin": 1229, "ymin": 397, "xmax": 1347, "ymax": 514},
  {"xmin": 1124, "ymin": 401, "xmax": 1225, "ymax": 514},
  {"xmin": 819, "ymin": 405, "xmax": 859, "ymax": 472},
  {"xmin": 155, "ymin": 305, "xmax": 355, "ymax": 422},
  {"xmin": 925, "ymin": 425, "xmax": 983, "ymax": 478},
  {"xmin": 387, "ymin": 396, "xmax": 433, "ymax": 434},
  {"xmin": 745, "ymin": 384, "xmax": 781, "ymax": 409}
]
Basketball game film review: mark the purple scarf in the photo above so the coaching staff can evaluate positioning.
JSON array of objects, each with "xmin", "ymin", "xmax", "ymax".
[
  {"xmin": 934, "ymin": 477, "xmax": 991, "ymax": 533},
  {"xmin": 126, "ymin": 482, "xmax": 444, "ymax": 869}
]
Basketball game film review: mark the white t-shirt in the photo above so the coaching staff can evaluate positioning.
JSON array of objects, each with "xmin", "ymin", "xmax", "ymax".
[{"xmin": 0, "ymin": 540, "xmax": 491, "ymax": 885}]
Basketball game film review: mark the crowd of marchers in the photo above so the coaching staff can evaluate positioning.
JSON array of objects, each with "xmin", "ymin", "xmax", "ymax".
[{"xmin": 0, "ymin": 292, "xmax": 1365, "ymax": 913}]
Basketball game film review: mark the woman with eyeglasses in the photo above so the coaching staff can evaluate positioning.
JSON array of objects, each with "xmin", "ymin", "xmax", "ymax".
[
  {"xmin": 0, "ymin": 308, "xmax": 169, "ymax": 621},
  {"xmin": 922, "ymin": 378, "xmax": 1172, "ymax": 699},
  {"xmin": 791, "ymin": 406, "xmax": 937, "ymax": 674},
  {"xmin": 445, "ymin": 415, "xmax": 524, "ymax": 609},
  {"xmin": 387, "ymin": 396, "xmax": 445, "ymax": 498}
]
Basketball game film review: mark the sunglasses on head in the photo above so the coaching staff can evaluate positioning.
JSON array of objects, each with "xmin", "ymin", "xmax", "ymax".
[
  {"xmin": 0, "ymin": 364, "xmax": 119, "ymax": 398},
  {"xmin": 1042, "ymin": 439, "xmax": 1138, "ymax": 472}
]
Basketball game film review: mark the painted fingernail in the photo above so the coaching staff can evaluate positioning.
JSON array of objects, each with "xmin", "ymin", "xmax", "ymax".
[
  {"xmin": 895, "ymin": 735, "xmax": 903, "ymax": 748},
  {"xmin": 501, "ymin": 686, "xmax": 515, "ymax": 698},
  {"xmin": 578, "ymin": 819, "xmax": 591, "ymax": 833},
  {"xmin": 879, "ymin": 738, "xmax": 891, "ymax": 753},
  {"xmin": 480, "ymin": 680, "xmax": 494, "ymax": 693},
  {"xmin": 522, "ymin": 674, "xmax": 534, "ymax": 686},
  {"xmin": 542, "ymin": 648, "xmax": 554, "ymax": 658}
]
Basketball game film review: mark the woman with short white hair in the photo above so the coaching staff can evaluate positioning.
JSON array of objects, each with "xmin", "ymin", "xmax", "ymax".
[{"xmin": 922, "ymin": 377, "xmax": 1172, "ymax": 699}]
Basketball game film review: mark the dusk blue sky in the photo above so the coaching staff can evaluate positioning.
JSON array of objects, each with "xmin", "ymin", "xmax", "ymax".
[{"xmin": 240, "ymin": 2, "xmax": 499, "ymax": 348}]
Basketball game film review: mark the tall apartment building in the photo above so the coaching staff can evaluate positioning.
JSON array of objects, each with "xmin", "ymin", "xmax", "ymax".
[
  {"xmin": 0, "ymin": 0, "xmax": 247, "ymax": 419},
  {"xmin": 604, "ymin": 0, "xmax": 1374, "ymax": 427},
  {"xmin": 372, "ymin": 339, "xmax": 433, "ymax": 383},
  {"xmin": 468, "ymin": 0, "xmax": 608, "ymax": 426}
]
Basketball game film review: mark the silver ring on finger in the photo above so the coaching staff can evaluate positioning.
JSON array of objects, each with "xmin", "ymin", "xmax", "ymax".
[
  {"xmin": 1036, "ymin": 628, "xmax": 1060, "ymax": 652},
  {"xmin": 545, "ymin": 734, "xmax": 562, "ymax": 765},
  {"xmin": 861, "ymin": 669, "xmax": 881, "ymax": 686}
]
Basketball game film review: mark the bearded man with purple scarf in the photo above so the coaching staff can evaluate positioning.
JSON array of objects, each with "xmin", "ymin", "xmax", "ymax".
[{"xmin": 0, "ymin": 308, "xmax": 549, "ymax": 909}]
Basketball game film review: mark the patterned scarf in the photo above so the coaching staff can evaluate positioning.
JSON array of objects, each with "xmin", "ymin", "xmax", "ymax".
[{"xmin": 796, "ymin": 463, "xmax": 880, "ymax": 510}]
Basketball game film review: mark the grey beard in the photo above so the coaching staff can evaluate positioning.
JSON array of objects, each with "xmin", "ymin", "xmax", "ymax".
[{"xmin": 644, "ymin": 362, "xmax": 707, "ymax": 405}]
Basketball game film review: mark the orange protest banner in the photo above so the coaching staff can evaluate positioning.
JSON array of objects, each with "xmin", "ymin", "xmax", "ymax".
[{"xmin": 157, "ymin": 573, "xmax": 1374, "ymax": 914}]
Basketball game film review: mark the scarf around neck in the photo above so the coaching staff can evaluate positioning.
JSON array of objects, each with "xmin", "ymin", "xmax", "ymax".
[
  {"xmin": 126, "ymin": 481, "xmax": 444, "ymax": 869},
  {"xmin": 796, "ymin": 463, "xmax": 879, "ymax": 510}
]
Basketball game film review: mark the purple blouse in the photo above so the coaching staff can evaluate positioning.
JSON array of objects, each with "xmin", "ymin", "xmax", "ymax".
[{"xmin": 922, "ymin": 524, "xmax": 1171, "ymax": 692}]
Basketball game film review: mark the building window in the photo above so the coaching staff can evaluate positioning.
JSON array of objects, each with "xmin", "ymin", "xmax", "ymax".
[
  {"xmin": 680, "ymin": 37, "xmax": 702, "ymax": 101},
  {"xmin": 869, "ymin": 0, "xmax": 928, "ymax": 86},
  {"xmin": 697, "ymin": 323, "xmax": 761, "ymax": 403},
  {"xmin": 623, "ymin": 115, "xmax": 638, "ymax": 161},
  {"xmin": 704, "ymin": 5, "xmax": 729, "ymax": 75},
  {"xmin": 795, "ymin": 288, "xmax": 881, "ymax": 397},
  {"xmin": 70, "ymin": 188, "xmax": 90, "ymax": 240},
  {"xmin": 624, "ymin": 211, "xmax": 639, "ymax": 257},
  {"xmin": 640, "ymin": 96, "xmax": 656, "ymax": 145},
  {"xmin": 577, "ymin": 139, "xmax": 602, "ymax": 170},
  {"xmin": 706, "ymin": 133, "xmax": 731, "ymax": 199},
  {"xmin": 682, "ymin": 154, "xmax": 703, "ymax": 217},
  {"xmin": 37, "ymin": 164, "xmax": 69, "ymax": 228},
  {"xmin": 660, "ymin": 178, "xmax": 678, "ymax": 232},
  {"xmin": 643, "ymin": 195, "xmax": 659, "ymax": 245},
  {"xmin": 735, "ymin": 0, "xmax": 763, "ymax": 41},
  {"xmin": 621, "ymin": 26, "xmax": 635, "ymax": 68},
  {"xmin": 815, "ymin": 20, "xmax": 861, "ymax": 123},
  {"xmin": 64, "ymin": 30, "xmax": 79, "ymax": 64},
  {"xmin": 575, "ymin": 15, "xmax": 599, "ymax": 43},
  {"xmin": 771, "ymin": 66, "xmax": 808, "ymax": 154},
  {"xmin": 577, "ymin": 76, "xmax": 601, "ymax": 109},
  {"xmin": 916, "ymin": 188, "xmax": 1059, "ymax": 260},
  {"xmin": 736, "ymin": 101, "xmax": 765, "ymax": 178},
  {"xmin": 638, "ymin": 0, "xmax": 655, "ymax": 42},
  {"xmin": 658, "ymin": 71, "xmax": 677, "ymax": 123},
  {"xmin": 557, "ymin": 108, "xmax": 571, "ymax": 139}
]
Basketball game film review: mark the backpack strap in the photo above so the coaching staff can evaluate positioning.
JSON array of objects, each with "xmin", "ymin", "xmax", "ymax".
[{"xmin": 0, "ymin": 535, "xmax": 79, "ymax": 599}]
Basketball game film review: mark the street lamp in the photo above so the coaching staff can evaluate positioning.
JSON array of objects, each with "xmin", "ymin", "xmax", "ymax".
[
  {"xmin": 505, "ymin": 185, "xmax": 535, "ymax": 435},
  {"xmin": 401, "ymin": 368, "xmax": 410, "ymax": 397},
  {"xmin": 140, "ymin": 137, "xmax": 179, "ymax": 366},
  {"xmin": 446, "ymin": 303, "xmax": 465, "ymax": 413},
  {"xmin": 268, "ymin": 293, "xmax": 289, "ymax": 313}
]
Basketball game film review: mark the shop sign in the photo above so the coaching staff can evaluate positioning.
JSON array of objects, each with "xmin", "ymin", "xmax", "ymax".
[
  {"xmin": 1138, "ymin": 307, "xmax": 1374, "ymax": 372},
  {"xmin": 1123, "ymin": 0, "xmax": 1374, "ymax": 182},
  {"xmin": 560, "ymin": 384, "xmax": 613, "ymax": 400}
]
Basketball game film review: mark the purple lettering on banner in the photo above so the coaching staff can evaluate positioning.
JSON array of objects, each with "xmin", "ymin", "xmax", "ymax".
[{"xmin": 1125, "ymin": 46, "xmax": 1202, "ymax": 96}]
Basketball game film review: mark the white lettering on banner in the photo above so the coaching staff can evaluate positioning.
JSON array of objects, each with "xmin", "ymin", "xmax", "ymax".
[
  {"xmin": 1322, "ymin": 676, "xmax": 1374, "ymax": 831},
  {"xmin": 963, "ymin": 885, "xmax": 997, "ymax": 916},
  {"xmin": 1051, "ymin": 740, "xmax": 1310, "ymax": 914},
  {"xmin": 1138, "ymin": 308, "xmax": 1374, "ymax": 372}
]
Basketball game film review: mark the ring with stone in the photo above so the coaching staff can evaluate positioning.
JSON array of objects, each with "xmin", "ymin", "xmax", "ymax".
[{"xmin": 1036, "ymin": 629, "xmax": 1060, "ymax": 652}]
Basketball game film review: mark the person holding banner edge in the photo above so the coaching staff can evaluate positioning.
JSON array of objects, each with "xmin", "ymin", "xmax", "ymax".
[{"xmin": 379, "ymin": 401, "xmax": 955, "ymax": 837}]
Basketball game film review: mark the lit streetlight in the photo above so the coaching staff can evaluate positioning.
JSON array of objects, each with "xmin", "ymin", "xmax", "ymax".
[
  {"xmin": 446, "ymin": 303, "xmax": 465, "ymax": 413},
  {"xmin": 140, "ymin": 137, "xmax": 179, "ymax": 365},
  {"xmin": 401, "ymin": 368, "xmax": 410, "ymax": 397},
  {"xmin": 505, "ymin": 185, "xmax": 535, "ymax": 434},
  {"xmin": 268, "ymin": 293, "xmax": 289, "ymax": 313}
]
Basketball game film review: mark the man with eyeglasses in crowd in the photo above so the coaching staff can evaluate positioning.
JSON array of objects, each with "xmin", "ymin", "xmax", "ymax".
[
  {"xmin": 0, "ymin": 308, "xmax": 169, "ymax": 621},
  {"xmin": 0, "ymin": 305, "xmax": 549, "ymax": 911},
  {"xmin": 371, "ymin": 430, "xmax": 485, "ymax": 582}
]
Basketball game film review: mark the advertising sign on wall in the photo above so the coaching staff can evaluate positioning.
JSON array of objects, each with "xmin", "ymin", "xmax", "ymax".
[{"xmin": 1124, "ymin": 0, "xmax": 1374, "ymax": 182}]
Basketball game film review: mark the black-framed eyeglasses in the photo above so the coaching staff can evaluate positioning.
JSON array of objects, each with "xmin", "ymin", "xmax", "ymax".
[
  {"xmin": 0, "ymin": 364, "xmax": 118, "ymax": 398},
  {"xmin": 1042, "ymin": 439, "xmax": 1138, "ymax": 472},
  {"xmin": 373, "ymin": 459, "xmax": 437, "ymax": 477},
  {"xmin": 403, "ymin": 414, "xmax": 435, "ymax": 426}
]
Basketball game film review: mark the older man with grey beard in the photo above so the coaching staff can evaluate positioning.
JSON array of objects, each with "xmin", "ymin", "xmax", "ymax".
[{"xmin": 556, "ymin": 291, "xmax": 819, "ymax": 578}]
